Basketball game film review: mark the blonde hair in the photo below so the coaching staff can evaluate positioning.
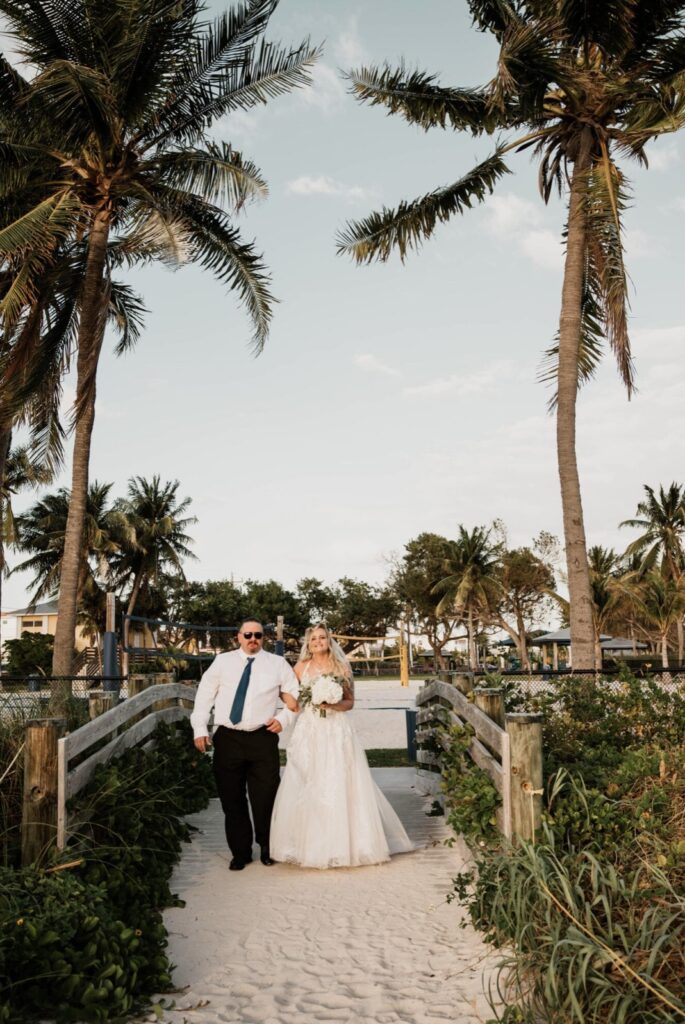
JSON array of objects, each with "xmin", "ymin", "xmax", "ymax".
[{"xmin": 299, "ymin": 622, "xmax": 351, "ymax": 679}]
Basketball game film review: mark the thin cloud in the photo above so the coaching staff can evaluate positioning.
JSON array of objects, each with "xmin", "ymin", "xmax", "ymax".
[
  {"xmin": 403, "ymin": 360, "xmax": 514, "ymax": 397},
  {"xmin": 334, "ymin": 17, "xmax": 367, "ymax": 67},
  {"xmin": 646, "ymin": 140, "xmax": 679, "ymax": 172},
  {"xmin": 354, "ymin": 354, "xmax": 401, "ymax": 377},
  {"xmin": 299, "ymin": 62, "xmax": 346, "ymax": 113},
  {"xmin": 287, "ymin": 175, "xmax": 371, "ymax": 202},
  {"xmin": 485, "ymin": 192, "xmax": 562, "ymax": 272}
]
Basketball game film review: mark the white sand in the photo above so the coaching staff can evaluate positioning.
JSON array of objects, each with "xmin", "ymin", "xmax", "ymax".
[{"xmin": 152, "ymin": 766, "xmax": 500, "ymax": 1024}]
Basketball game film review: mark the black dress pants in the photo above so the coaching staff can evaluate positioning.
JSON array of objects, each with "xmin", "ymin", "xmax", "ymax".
[{"xmin": 212, "ymin": 725, "xmax": 280, "ymax": 860}]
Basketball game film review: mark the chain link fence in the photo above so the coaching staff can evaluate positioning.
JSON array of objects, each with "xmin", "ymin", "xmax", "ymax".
[{"xmin": 468, "ymin": 669, "xmax": 685, "ymax": 698}]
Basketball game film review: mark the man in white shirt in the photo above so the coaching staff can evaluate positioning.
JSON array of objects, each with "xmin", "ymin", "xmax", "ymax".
[{"xmin": 191, "ymin": 618, "xmax": 299, "ymax": 870}]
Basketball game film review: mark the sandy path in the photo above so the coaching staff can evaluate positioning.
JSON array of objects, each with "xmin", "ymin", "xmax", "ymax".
[{"xmin": 153, "ymin": 769, "xmax": 499, "ymax": 1024}]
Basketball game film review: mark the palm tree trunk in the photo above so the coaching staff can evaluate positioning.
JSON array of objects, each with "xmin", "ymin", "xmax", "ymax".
[
  {"xmin": 467, "ymin": 607, "xmax": 477, "ymax": 670},
  {"xmin": 51, "ymin": 211, "xmax": 111, "ymax": 707},
  {"xmin": 0, "ymin": 426, "xmax": 12, "ymax": 684},
  {"xmin": 557, "ymin": 140, "xmax": 595, "ymax": 671},
  {"xmin": 661, "ymin": 633, "xmax": 669, "ymax": 669},
  {"xmin": 121, "ymin": 565, "xmax": 146, "ymax": 678},
  {"xmin": 677, "ymin": 616, "xmax": 684, "ymax": 666}
]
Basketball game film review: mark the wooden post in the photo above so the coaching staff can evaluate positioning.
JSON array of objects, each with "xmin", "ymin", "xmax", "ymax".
[
  {"xmin": 453, "ymin": 672, "xmax": 474, "ymax": 696},
  {"xmin": 506, "ymin": 712, "xmax": 543, "ymax": 844},
  {"xmin": 21, "ymin": 718, "xmax": 66, "ymax": 866},
  {"xmin": 474, "ymin": 687, "xmax": 505, "ymax": 728},
  {"xmin": 106, "ymin": 592, "xmax": 116, "ymax": 633},
  {"xmin": 88, "ymin": 691, "xmax": 117, "ymax": 719}
]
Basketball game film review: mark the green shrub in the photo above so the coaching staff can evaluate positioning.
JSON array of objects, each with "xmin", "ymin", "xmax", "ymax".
[
  {"xmin": 439, "ymin": 724, "xmax": 501, "ymax": 844},
  {"xmin": 1, "ymin": 718, "xmax": 215, "ymax": 1022}
]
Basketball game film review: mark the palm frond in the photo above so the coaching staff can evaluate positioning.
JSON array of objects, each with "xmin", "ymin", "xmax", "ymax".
[
  {"xmin": 146, "ymin": 186, "xmax": 274, "ymax": 352},
  {"xmin": 0, "ymin": 0, "xmax": 82, "ymax": 66},
  {"xmin": 29, "ymin": 60, "xmax": 117, "ymax": 144},
  {"xmin": 108, "ymin": 281, "xmax": 147, "ymax": 355},
  {"xmin": 585, "ymin": 161, "xmax": 634, "ymax": 394},
  {"xmin": 467, "ymin": 0, "xmax": 522, "ymax": 40},
  {"xmin": 337, "ymin": 148, "xmax": 510, "ymax": 264},
  {"xmin": 146, "ymin": 37, "xmax": 319, "ymax": 147},
  {"xmin": 152, "ymin": 143, "xmax": 268, "ymax": 210},
  {"xmin": 345, "ymin": 64, "xmax": 497, "ymax": 134},
  {"xmin": 0, "ymin": 190, "xmax": 78, "ymax": 259}
]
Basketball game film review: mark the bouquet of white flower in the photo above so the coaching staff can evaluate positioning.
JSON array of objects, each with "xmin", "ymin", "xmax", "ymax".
[{"xmin": 299, "ymin": 674, "xmax": 344, "ymax": 717}]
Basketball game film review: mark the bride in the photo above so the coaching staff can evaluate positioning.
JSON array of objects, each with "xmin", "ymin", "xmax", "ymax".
[{"xmin": 270, "ymin": 623, "xmax": 414, "ymax": 869}]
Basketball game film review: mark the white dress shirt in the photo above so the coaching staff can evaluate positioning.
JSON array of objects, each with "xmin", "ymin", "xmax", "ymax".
[{"xmin": 190, "ymin": 648, "xmax": 299, "ymax": 738}]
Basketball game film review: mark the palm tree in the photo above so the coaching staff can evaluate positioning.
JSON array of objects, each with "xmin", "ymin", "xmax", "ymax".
[
  {"xmin": 0, "ymin": 444, "xmax": 52, "ymax": 678},
  {"xmin": 0, "ymin": 0, "xmax": 318, "ymax": 680},
  {"xmin": 639, "ymin": 572, "xmax": 685, "ymax": 670},
  {"xmin": 112, "ymin": 475, "xmax": 197, "ymax": 675},
  {"xmin": 13, "ymin": 482, "xmax": 131, "ymax": 697},
  {"xmin": 586, "ymin": 546, "xmax": 640, "ymax": 670},
  {"xmin": 338, "ymin": 2, "xmax": 685, "ymax": 670},
  {"xmin": 621, "ymin": 482, "xmax": 685, "ymax": 661},
  {"xmin": 433, "ymin": 525, "xmax": 501, "ymax": 670}
]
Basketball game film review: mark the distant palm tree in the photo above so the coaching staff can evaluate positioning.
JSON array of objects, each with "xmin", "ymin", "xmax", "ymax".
[
  {"xmin": 639, "ymin": 572, "xmax": 685, "ymax": 670},
  {"xmin": 621, "ymin": 482, "xmax": 685, "ymax": 661},
  {"xmin": 433, "ymin": 525, "xmax": 501, "ymax": 669},
  {"xmin": 0, "ymin": 444, "xmax": 52, "ymax": 677},
  {"xmin": 587, "ymin": 546, "xmax": 639, "ymax": 669},
  {"xmin": 0, "ymin": 0, "xmax": 318, "ymax": 681},
  {"xmin": 338, "ymin": 1, "xmax": 685, "ymax": 669},
  {"xmin": 13, "ymin": 482, "xmax": 131, "ymax": 697},
  {"xmin": 112, "ymin": 476, "xmax": 197, "ymax": 674}
]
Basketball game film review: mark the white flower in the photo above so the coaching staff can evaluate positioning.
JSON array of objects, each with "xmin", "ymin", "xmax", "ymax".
[{"xmin": 310, "ymin": 675, "xmax": 343, "ymax": 709}]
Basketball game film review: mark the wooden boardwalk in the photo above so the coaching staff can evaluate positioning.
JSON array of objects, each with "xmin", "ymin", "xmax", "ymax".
[{"xmin": 148, "ymin": 769, "xmax": 498, "ymax": 1024}]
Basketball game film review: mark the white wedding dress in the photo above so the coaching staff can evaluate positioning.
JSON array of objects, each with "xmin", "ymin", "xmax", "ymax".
[{"xmin": 270, "ymin": 666, "xmax": 414, "ymax": 869}]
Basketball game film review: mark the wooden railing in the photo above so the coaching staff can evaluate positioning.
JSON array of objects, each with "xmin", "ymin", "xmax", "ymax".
[
  {"xmin": 415, "ymin": 677, "xmax": 543, "ymax": 843},
  {"xmin": 20, "ymin": 682, "xmax": 196, "ymax": 864}
]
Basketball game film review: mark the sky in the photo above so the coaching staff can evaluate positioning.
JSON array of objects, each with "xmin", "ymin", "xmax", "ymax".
[{"xmin": 3, "ymin": 0, "xmax": 685, "ymax": 613}]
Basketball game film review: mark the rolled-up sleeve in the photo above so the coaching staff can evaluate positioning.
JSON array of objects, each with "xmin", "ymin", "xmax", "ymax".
[
  {"xmin": 190, "ymin": 657, "xmax": 222, "ymax": 739},
  {"xmin": 275, "ymin": 659, "xmax": 300, "ymax": 730}
]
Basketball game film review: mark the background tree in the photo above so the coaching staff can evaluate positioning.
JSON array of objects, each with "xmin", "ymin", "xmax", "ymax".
[
  {"xmin": 0, "ymin": 445, "xmax": 52, "ymax": 677},
  {"xmin": 338, "ymin": 1, "xmax": 685, "ymax": 670},
  {"xmin": 493, "ymin": 546, "xmax": 555, "ymax": 670},
  {"xmin": 639, "ymin": 572, "xmax": 685, "ymax": 669},
  {"xmin": 0, "ymin": 0, "xmax": 318, "ymax": 684},
  {"xmin": 434, "ymin": 525, "xmax": 500, "ymax": 670},
  {"xmin": 621, "ymin": 482, "xmax": 685, "ymax": 662},
  {"xmin": 112, "ymin": 476, "xmax": 196, "ymax": 674},
  {"xmin": 13, "ymin": 480, "xmax": 130, "ymax": 614},
  {"xmin": 323, "ymin": 577, "xmax": 401, "ymax": 654},
  {"xmin": 391, "ymin": 532, "xmax": 462, "ymax": 669}
]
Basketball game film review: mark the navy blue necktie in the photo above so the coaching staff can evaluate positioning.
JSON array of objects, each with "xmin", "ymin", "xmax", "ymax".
[{"xmin": 229, "ymin": 657, "xmax": 255, "ymax": 725}]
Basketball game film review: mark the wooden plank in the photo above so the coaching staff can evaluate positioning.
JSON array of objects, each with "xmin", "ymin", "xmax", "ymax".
[
  {"xmin": 468, "ymin": 736, "xmax": 504, "ymax": 796},
  {"xmin": 57, "ymin": 738, "xmax": 68, "ymax": 850},
  {"xmin": 501, "ymin": 730, "xmax": 512, "ymax": 839},
  {"xmin": 416, "ymin": 749, "xmax": 440, "ymax": 766},
  {"xmin": 63, "ymin": 684, "xmax": 196, "ymax": 760},
  {"xmin": 416, "ymin": 681, "xmax": 505, "ymax": 755},
  {"xmin": 445, "ymin": 705, "xmax": 504, "ymax": 757},
  {"xmin": 65, "ymin": 707, "xmax": 189, "ymax": 801}
]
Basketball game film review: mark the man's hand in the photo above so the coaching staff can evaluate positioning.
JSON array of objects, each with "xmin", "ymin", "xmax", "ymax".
[
  {"xmin": 265, "ymin": 718, "xmax": 283, "ymax": 734},
  {"xmin": 194, "ymin": 736, "xmax": 211, "ymax": 753}
]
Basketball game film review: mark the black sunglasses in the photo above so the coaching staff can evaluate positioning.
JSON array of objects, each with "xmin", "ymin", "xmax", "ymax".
[{"xmin": 242, "ymin": 631, "xmax": 263, "ymax": 640}]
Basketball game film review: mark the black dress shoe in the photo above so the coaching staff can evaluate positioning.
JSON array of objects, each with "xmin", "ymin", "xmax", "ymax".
[
  {"xmin": 260, "ymin": 848, "xmax": 275, "ymax": 866},
  {"xmin": 229, "ymin": 856, "xmax": 252, "ymax": 871}
]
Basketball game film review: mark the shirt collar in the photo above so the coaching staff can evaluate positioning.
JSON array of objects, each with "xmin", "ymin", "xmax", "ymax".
[{"xmin": 238, "ymin": 648, "xmax": 263, "ymax": 662}]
